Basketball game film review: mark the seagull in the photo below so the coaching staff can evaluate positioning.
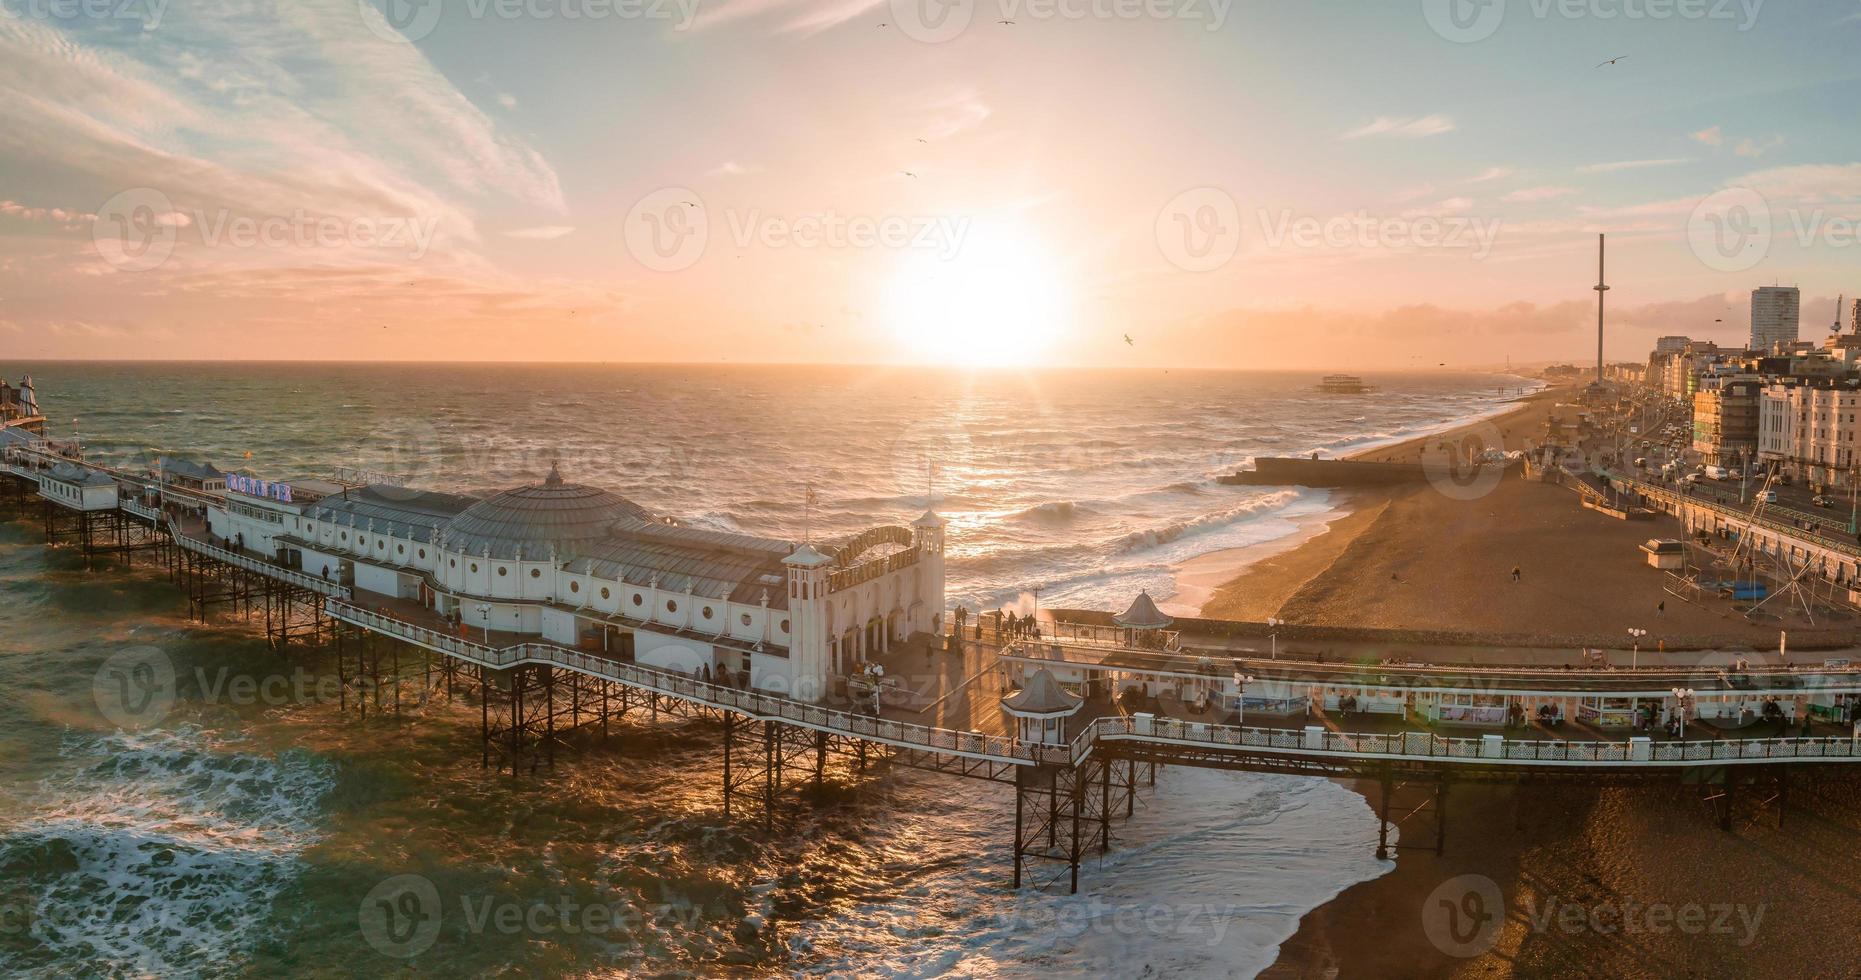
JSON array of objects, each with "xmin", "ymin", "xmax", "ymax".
[
  {"xmin": 1595, "ymin": 55, "xmax": 1628, "ymax": 68},
  {"xmin": 915, "ymin": 138, "xmax": 928, "ymax": 144},
  {"xmin": 1123, "ymin": 334, "xmax": 1134, "ymax": 346},
  {"xmin": 997, "ymin": 18, "xmax": 1014, "ymax": 24},
  {"xmin": 901, "ymin": 171, "xmax": 917, "ymax": 178},
  {"xmin": 680, "ymin": 201, "xmax": 699, "ymax": 208}
]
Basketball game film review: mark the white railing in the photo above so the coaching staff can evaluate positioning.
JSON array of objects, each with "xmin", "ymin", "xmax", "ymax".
[
  {"xmin": 175, "ymin": 521, "xmax": 352, "ymax": 599},
  {"xmin": 325, "ymin": 600, "xmax": 1061, "ymax": 765},
  {"xmin": 329, "ymin": 599, "xmax": 1861, "ymax": 772},
  {"xmin": 121, "ymin": 498, "xmax": 160, "ymax": 522}
]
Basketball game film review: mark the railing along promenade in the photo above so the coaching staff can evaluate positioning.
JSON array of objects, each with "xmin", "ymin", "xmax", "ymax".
[
  {"xmin": 169, "ymin": 516, "xmax": 353, "ymax": 600},
  {"xmin": 327, "ymin": 600, "xmax": 1861, "ymax": 773},
  {"xmin": 1618, "ymin": 475, "xmax": 1861, "ymax": 558}
]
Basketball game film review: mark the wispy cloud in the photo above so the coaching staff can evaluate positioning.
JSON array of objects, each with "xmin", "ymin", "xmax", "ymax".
[
  {"xmin": 1735, "ymin": 135, "xmax": 1786, "ymax": 159},
  {"xmin": 1341, "ymin": 115, "xmax": 1456, "ymax": 139},
  {"xmin": 1692, "ymin": 125, "xmax": 1726, "ymax": 147},
  {"xmin": 708, "ymin": 160, "xmax": 761, "ymax": 177},
  {"xmin": 1577, "ymin": 158, "xmax": 1691, "ymax": 173},
  {"xmin": 1503, "ymin": 185, "xmax": 1577, "ymax": 203},
  {"xmin": 1468, "ymin": 167, "xmax": 1513, "ymax": 183}
]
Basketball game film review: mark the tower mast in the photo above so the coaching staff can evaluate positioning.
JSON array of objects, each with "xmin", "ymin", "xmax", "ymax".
[{"xmin": 1593, "ymin": 233, "xmax": 1609, "ymax": 385}]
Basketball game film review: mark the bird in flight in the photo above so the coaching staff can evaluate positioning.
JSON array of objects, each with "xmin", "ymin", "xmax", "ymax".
[
  {"xmin": 901, "ymin": 171, "xmax": 917, "ymax": 178},
  {"xmin": 997, "ymin": 19, "xmax": 1014, "ymax": 24},
  {"xmin": 1123, "ymin": 334, "xmax": 1134, "ymax": 346},
  {"xmin": 1595, "ymin": 55, "xmax": 1628, "ymax": 68},
  {"xmin": 915, "ymin": 138, "xmax": 927, "ymax": 144}
]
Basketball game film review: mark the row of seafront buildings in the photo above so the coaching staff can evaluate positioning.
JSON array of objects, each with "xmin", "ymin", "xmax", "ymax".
[{"xmin": 1645, "ymin": 288, "xmax": 1861, "ymax": 486}]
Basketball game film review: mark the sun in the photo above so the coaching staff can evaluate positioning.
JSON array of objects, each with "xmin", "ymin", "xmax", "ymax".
[{"xmin": 884, "ymin": 222, "xmax": 1070, "ymax": 363}]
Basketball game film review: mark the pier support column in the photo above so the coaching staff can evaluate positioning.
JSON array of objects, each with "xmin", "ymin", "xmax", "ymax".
[{"xmin": 1376, "ymin": 768, "xmax": 1393, "ymax": 861}]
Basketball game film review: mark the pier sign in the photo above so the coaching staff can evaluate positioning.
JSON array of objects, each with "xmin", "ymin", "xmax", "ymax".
[{"xmin": 228, "ymin": 474, "xmax": 293, "ymax": 503}]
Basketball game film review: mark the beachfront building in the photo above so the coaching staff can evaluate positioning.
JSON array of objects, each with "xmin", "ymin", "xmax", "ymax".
[
  {"xmin": 0, "ymin": 377, "xmax": 41, "ymax": 432},
  {"xmin": 203, "ymin": 463, "xmax": 946, "ymax": 703},
  {"xmin": 1691, "ymin": 376, "xmax": 1763, "ymax": 466},
  {"xmin": 1758, "ymin": 381, "xmax": 1861, "ymax": 487},
  {"xmin": 1751, "ymin": 286, "xmax": 1802, "ymax": 354},
  {"xmin": 154, "ymin": 457, "xmax": 226, "ymax": 494}
]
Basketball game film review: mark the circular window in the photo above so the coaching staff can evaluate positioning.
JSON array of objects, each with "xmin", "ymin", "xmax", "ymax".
[
  {"xmin": 740, "ymin": 613, "xmax": 752, "ymax": 627},
  {"xmin": 340, "ymin": 532, "xmax": 348, "ymax": 542},
  {"xmin": 702, "ymin": 606, "xmax": 713, "ymax": 620},
  {"xmin": 601, "ymin": 587, "xmax": 611, "ymax": 600},
  {"xmin": 632, "ymin": 593, "xmax": 643, "ymax": 607},
  {"xmin": 666, "ymin": 600, "xmax": 679, "ymax": 613},
  {"xmin": 570, "ymin": 580, "xmax": 580, "ymax": 593},
  {"xmin": 780, "ymin": 619, "xmax": 790, "ymax": 633},
  {"xmin": 470, "ymin": 563, "xmax": 479, "ymax": 573},
  {"xmin": 419, "ymin": 549, "xmax": 426, "ymax": 559},
  {"xmin": 530, "ymin": 568, "xmax": 541, "ymax": 579},
  {"xmin": 449, "ymin": 558, "xmax": 456, "ymax": 568},
  {"xmin": 397, "ymin": 544, "xmax": 405, "ymax": 555},
  {"xmin": 498, "ymin": 566, "xmax": 508, "ymax": 577}
]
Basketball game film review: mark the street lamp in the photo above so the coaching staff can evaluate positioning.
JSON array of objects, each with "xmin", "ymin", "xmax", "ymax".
[
  {"xmin": 1232, "ymin": 669, "xmax": 1256, "ymax": 725},
  {"xmin": 474, "ymin": 602, "xmax": 492, "ymax": 644},
  {"xmin": 1266, "ymin": 617, "xmax": 1284, "ymax": 660},
  {"xmin": 1671, "ymin": 687, "xmax": 1696, "ymax": 739},
  {"xmin": 1627, "ymin": 627, "xmax": 1648, "ymax": 669}
]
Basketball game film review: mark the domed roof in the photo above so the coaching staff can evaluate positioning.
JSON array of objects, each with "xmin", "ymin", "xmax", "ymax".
[{"xmin": 440, "ymin": 463, "xmax": 651, "ymax": 561}]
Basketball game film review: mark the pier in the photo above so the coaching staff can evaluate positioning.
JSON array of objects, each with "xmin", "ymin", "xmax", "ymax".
[{"xmin": 10, "ymin": 425, "xmax": 1861, "ymax": 895}]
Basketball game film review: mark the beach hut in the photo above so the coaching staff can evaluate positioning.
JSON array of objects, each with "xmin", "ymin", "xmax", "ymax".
[
  {"xmin": 1002, "ymin": 667, "xmax": 1084, "ymax": 746},
  {"xmin": 1114, "ymin": 589, "xmax": 1173, "ymax": 650}
]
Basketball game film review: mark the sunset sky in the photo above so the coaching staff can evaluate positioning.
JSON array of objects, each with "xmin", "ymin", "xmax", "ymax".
[{"xmin": 3, "ymin": 0, "xmax": 1859, "ymax": 367}]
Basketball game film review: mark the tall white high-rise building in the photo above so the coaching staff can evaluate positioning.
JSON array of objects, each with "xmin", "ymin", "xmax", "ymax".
[{"xmin": 1750, "ymin": 286, "xmax": 1801, "ymax": 353}]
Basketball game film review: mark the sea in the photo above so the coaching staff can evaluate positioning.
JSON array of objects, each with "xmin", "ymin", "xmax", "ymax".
[{"xmin": 0, "ymin": 363, "xmax": 1538, "ymax": 977}]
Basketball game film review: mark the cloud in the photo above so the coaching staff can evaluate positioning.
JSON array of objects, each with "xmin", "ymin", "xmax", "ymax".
[
  {"xmin": 1734, "ymin": 135, "xmax": 1786, "ymax": 159},
  {"xmin": 1503, "ymin": 186, "xmax": 1578, "ymax": 203},
  {"xmin": 708, "ymin": 160, "xmax": 761, "ymax": 177},
  {"xmin": 496, "ymin": 93, "xmax": 518, "ymax": 110},
  {"xmin": 1341, "ymin": 115, "xmax": 1456, "ymax": 139},
  {"xmin": 1692, "ymin": 125, "xmax": 1725, "ymax": 147},
  {"xmin": 1734, "ymin": 163, "xmax": 1861, "ymax": 202},
  {"xmin": 1468, "ymin": 167, "xmax": 1513, "ymax": 183},
  {"xmin": 1577, "ymin": 158, "xmax": 1691, "ymax": 174},
  {"xmin": 504, "ymin": 225, "xmax": 576, "ymax": 239},
  {"xmin": 0, "ymin": 199, "xmax": 96, "ymax": 228}
]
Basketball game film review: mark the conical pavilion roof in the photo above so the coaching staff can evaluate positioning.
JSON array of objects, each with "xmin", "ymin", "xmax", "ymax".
[
  {"xmin": 1001, "ymin": 668, "xmax": 1083, "ymax": 717},
  {"xmin": 1114, "ymin": 589, "xmax": 1173, "ymax": 629}
]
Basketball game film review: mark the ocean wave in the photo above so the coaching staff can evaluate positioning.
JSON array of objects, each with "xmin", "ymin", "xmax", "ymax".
[
  {"xmin": 1111, "ymin": 490, "xmax": 1303, "ymax": 555},
  {"xmin": 0, "ymin": 727, "xmax": 334, "ymax": 977}
]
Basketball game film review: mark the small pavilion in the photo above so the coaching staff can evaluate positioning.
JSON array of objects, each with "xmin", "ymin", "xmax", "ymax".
[
  {"xmin": 1114, "ymin": 589, "xmax": 1174, "ymax": 649},
  {"xmin": 1001, "ymin": 667, "xmax": 1084, "ymax": 746}
]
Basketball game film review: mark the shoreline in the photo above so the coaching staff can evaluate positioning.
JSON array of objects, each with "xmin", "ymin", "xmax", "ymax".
[{"xmin": 1175, "ymin": 384, "xmax": 1562, "ymax": 620}]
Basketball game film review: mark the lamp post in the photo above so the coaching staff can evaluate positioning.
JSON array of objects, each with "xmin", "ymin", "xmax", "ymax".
[
  {"xmin": 474, "ymin": 602, "xmax": 492, "ymax": 645},
  {"xmin": 1627, "ymin": 627, "xmax": 1648, "ymax": 669},
  {"xmin": 1232, "ymin": 669, "xmax": 1256, "ymax": 726},
  {"xmin": 1266, "ymin": 617, "xmax": 1284, "ymax": 660},
  {"xmin": 1671, "ymin": 687, "xmax": 1696, "ymax": 739}
]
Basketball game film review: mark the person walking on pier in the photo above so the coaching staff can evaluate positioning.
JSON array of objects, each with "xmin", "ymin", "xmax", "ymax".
[{"xmin": 1511, "ymin": 565, "xmax": 1522, "ymax": 583}]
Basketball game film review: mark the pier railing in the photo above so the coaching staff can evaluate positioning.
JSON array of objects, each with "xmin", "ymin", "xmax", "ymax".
[
  {"xmin": 325, "ymin": 600, "xmax": 1061, "ymax": 765},
  {"xmin": 329, "ymin": 599, "xmax": 1861, "ymax": 772},
  {"xmin": 174, "ymin": 520, "xmax": 353, "ymax": 600}
]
